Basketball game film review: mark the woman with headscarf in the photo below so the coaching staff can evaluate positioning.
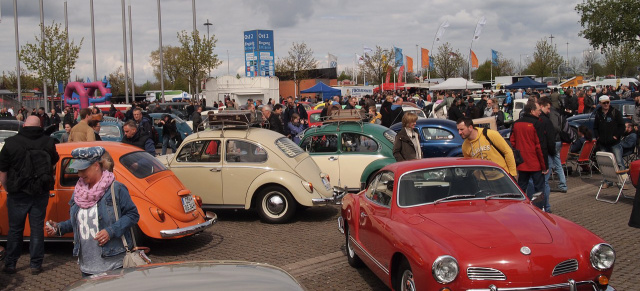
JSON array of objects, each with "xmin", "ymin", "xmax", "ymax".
[{"xmin": 46, "ymin": 146, "xmax": 139, "ymax": 277}]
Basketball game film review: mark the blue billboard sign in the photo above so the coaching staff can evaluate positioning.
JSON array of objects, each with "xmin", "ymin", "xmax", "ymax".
[{"xmin": 244, "ymin": 29, "xmax": 274, "ymax": 77}]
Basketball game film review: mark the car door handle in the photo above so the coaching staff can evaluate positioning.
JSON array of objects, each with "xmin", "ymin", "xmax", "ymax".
[
  {"xmin": 210, "ymin": 168, "xmax": 221, "ymax": 172},
  {"xmin": 328, "ymin": 156, "xmax": 338, "ymax": 161},
  {"xmin": 49, "ymin": 193, "xmax": 55, "ymax": 197}
]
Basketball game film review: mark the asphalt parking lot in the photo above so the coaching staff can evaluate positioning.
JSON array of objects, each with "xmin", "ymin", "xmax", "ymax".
[{"xmin": 1, "ymin": 172, "xmax": 639, "ymax": 290}]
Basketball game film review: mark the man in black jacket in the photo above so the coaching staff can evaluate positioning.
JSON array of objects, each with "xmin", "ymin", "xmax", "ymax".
[
  {"xmin": 594, "ymin": 95, "xmax": 625, "ymax": 172},
  {"xmin": 0, "ymin": 116, "xmax": 59, "ymax": 275},
  {"xmin": 522, "ymin": 100, "xmax": 555, "ymax": 211},
  {"xmin": 541, "ymin": 97, "xmax": 575, "ymax": 193}
]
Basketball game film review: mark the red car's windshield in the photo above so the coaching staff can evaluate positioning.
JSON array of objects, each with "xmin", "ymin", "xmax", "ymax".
[{"xmin": 397, "ymin": 166, "xmax": 523, "ymax": 207}]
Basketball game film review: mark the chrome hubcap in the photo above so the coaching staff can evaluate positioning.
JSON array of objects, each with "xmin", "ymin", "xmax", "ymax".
[
  {"xmin": 265, "ymin": 193, "xmax": 285, "ymax": 215},
  {"xmin": 401, "ymin": 270, "xmax": 415, "ymax": 291}
]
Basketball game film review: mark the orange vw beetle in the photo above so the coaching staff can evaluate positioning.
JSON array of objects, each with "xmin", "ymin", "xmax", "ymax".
[{"xmin": 0, "ymin": 141, "xmax": 216, "ymax": 242}]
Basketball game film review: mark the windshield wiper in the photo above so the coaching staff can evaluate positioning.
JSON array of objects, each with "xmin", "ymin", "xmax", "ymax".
[
  {"xmin": 433, "ymin": 194, "xmax": 476, "ymax": 204},
  {"xmin": 485, "ymin": 193, "xmax": 523, "ymax": 200}
]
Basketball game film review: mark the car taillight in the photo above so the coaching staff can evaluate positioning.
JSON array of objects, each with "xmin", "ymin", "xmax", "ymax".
[
  {"xmin": 150, "ymin": 207, "xmax": 165, "ymax": 222},
  {"xmin": 194, "ymin": 195, "xmax": 203, "ymax": 207}
]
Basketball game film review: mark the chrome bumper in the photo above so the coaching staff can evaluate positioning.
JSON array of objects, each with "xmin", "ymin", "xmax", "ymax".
[
  {"xmin": 312, "ymin": 187, "xmax": 347, "ymax": 206},
  {"xmin": 159, "ymin": 211, "xmax": 218, "ymax": 238},
  {"xmin": 467, "ymin": 280, "xmax": 614, "ymax": 291}
]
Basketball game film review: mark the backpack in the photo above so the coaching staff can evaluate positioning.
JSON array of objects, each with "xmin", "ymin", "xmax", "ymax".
[
  {"xmin": 482, "ymin": 128, "xmax": 524, "ymax": 166},
  {"xmin": 6, "ymin": 137, "xmax": 53, "ymax": 195}
]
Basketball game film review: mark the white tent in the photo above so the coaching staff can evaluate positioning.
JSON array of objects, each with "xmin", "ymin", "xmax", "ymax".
[{"xmin": 429, "ymin": 78, "xmax": 483, "ymax": 90}]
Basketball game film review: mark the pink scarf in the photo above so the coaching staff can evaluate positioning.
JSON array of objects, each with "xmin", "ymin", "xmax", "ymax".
[{"xmin": 74, "ymin": 170, "xmax": 115, "ymax": 209}]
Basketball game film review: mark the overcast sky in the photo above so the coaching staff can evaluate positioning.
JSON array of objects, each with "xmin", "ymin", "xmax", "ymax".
[{"xmin": 0, "ymin": 0, "xmax": 592, "ymax": 86}]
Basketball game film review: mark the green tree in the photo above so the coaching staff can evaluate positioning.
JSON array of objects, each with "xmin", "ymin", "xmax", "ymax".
[
  {"xmin": 20, "ymin": 22, "xmax": 82, "ymax": 97},
  {"xmin": 575, "ymin": 0, "xmax": 640, "ymax": 51},
  {"xmin": 337, "ymin": 70, "xmax": 352, "ymax": 82},
  {"xmin": 150, "ymin": 46, "xmax": 186, "ymax": 88},
  {"xmin": 526, "ymin": 38, "xmax": 563, "ymax": 77},
  {"xmin": 360, "ymin": 46, "xmax": 393, "ymax": 85},
  {"xmin": 177, "ymin": 30, "xmax": 222, "ymax": 96},
  {"xmin": 433, "ymin": 43, "xmax": 465, "ymax": 80},
  {"xmin": 603, "ymin": 44, "xmax": 640, "ymax": 77},
  {"xmin": 107, "ymin": 66, "xmax": 132, "ymax": 96},
  {"xmin": 2, "ymin": 69, "xmax": 41, "ymax": 92},
  {"xmin": 275, "ymin": 42, "xmax": 317, "ymax": 95}
]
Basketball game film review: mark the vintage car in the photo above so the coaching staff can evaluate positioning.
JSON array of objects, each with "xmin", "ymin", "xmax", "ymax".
[
  {"xmin": 299, "ymin": 120, "xmax": 397, "ymax": 192},
  {"xmin": 567, "ymin": 99, "xmax": 634, "ymax": 134},
  {"xmin": 339, "ymin": 158, "xmax": 616, "ymax": 291},
  {"xmin": 157, "ymin": 114, "xmax": 337, "ymax": 223},
  {"xmin": 307, "ymin": 109, "xmax": 323, "ymax": 127},
  {"xmin": 148, "ymin": 113, "xmax": 193, "ymax": 143},
  {"xmin": 0, "ymin": 142, "xmax": 216, "ymax": 242},
  {"xmin": 390, "ymin": 118, "xmax": 464, "ymax": 158},
  {"xmin": 51, "ymin": 117, "xmax": 124, "ymax": 143},
  {"xmin": 64, "ymin": 261, "xmax": 305, "ymax": 291}
]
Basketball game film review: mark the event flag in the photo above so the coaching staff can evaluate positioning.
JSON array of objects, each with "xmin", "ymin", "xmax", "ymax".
[
  {"xmin": 385, "ymin": 65, "xmax": 392, "ymax": 83},
  {"xmin": 328, "ymin": 53, "xmax": 338, "ymax": 68},
  {"xmin": 406, "ymin": 56, "xmax": 414, "ymax": 72},
  {"xmin": 398, "ymin": 66, "xmax": 405, "ymax": 82},
  {"xmin": 394, "ymin": 47, "xmax": 403, "ymax": 67},
  {"xmin": 491, "ymin": 49, "xmax": 499, "ymax": 66},
  {"xmin": 429, "ymin": 56, "xmax": 434, "ymax": 70},
  {"xmin": 421, "ymin": 48, "xmax": 429, "ymax": 68},
  {"xmin": 435, "ymin": 20, "xmax": 450, "ymax": 43},
  {"xmin": 356, "ymin": 54, "xmax": 364, "ymax": 65},
  {"xmin": 449, "ymin": 52, "xmax": 459, "ymax": 58},
  {"xmin": 470, "ymin": 50, "xmax": 478, "ymax": 69},
  {"xmin": 363, "ymin": 45, "xmax": 373, "ymax": 55},
  {"xmin": 472, "ymin": 16, "xmax": 487, "ymax": 42}
]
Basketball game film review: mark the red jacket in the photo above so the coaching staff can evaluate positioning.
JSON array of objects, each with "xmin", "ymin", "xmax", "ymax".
[{"xmin": 510, "ymin": 119, "xmax": 546, "ymax": 172}]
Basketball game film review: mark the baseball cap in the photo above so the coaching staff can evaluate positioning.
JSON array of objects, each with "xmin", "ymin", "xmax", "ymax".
[
  {"xmin": 599, "ymin": 95, "xmax": 610, "ymax": 103},
  {"xmin": 69, "ymin": 146, "xmax": 105, "ymax": 171}
]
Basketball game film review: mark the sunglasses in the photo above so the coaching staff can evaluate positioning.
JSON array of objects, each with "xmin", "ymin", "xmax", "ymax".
[{"xmin": 601, "ymin": 101, "xmax": 610, "ymax": 104}]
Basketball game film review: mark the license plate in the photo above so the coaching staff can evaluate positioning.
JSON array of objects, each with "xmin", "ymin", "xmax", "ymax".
[
  {"xmin": 181, "ymin": 195, "xmax": 196, "ymax": 213},
  {"xmin": 322, "ymin": 177, "xmax": 331, "ymax": 191}
]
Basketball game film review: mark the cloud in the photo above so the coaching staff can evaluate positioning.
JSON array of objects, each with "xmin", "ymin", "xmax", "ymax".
[{"xmin": 243, "ymin": 0, "xmax": 314, "ymax": 28}]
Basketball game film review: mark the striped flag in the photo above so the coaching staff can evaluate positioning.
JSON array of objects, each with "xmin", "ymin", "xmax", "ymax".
[{"xmin": 356, "ymin": 54, "xmax": 364, "ymax": 65}]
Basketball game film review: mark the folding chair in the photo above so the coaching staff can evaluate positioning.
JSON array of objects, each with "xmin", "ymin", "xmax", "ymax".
[
  {"xmin": 595, "ymin": 151, "xmax": 633, "ymax": 203},
  {"xmin": 568, "ymin": 140, "xmax": 596, "ymax": 178}
]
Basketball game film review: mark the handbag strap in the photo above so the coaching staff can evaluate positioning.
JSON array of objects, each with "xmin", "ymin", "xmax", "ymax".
[{"xmin": 109, "ymin": 182, "xmax": 138, "ymax": 250}]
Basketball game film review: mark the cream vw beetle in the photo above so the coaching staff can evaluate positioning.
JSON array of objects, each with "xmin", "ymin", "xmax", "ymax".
[{"xmin": 157, "ymin": 113, "xmax": 338, "ymax": 223}]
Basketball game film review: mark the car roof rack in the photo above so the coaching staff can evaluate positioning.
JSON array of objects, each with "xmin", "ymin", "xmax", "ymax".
[
  {"xmin": 199, "ymin": 110, "xmax": 260, "ymax": 130},
  {"xmin": 313, "ymin": 108, "xmax": 368, "ymax": 133}
]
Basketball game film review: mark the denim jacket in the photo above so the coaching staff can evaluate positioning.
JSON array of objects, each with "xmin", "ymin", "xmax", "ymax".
[{"xmin": 58, "ymin": 181, "xmax": 140, "ymax": 257}]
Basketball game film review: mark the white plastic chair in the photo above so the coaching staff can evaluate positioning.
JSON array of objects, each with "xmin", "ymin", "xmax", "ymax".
[{"xmin": 595, "ymin": 151, "xmax": 633, "ymax": 203}]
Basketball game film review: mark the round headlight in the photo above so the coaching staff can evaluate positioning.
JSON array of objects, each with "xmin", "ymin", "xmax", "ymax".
[
  {"xmin": 432, "ymin": 255, "xmax": 459, "ymax": 284},
  {"xmin": 590, "ymin": 243, "xmax": 615, "ymax": 271}
]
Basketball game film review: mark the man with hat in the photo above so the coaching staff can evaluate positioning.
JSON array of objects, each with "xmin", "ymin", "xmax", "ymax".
[
  {"xmin": 0, "ymin": 116, "xmax": 59, "ymax": 274},
  {"xmin": 594, "ymin": 95, "xmax": 626, "ymax": 178}
]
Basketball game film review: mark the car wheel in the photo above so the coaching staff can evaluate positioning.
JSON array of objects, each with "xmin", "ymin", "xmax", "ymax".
[
  {"xmin": 396, "ymin": 259, "xmax": 416, "ymax": 291},
  {"xmin": 345, "ymin": 225, "xmax": 363, "ymax": 268},
  {"xmin": 256, "ymin": 186, "xmax": 296, "ymax": 224},
  {"xmin": 132, "ymin": 224, "xmax": 147, "ymax": 246}
]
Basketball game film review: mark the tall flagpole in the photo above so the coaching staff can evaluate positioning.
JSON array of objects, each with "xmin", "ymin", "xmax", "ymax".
[
  {"xmin": 354, "ymin": 54, "xmax": 357, "ymax": 85},
  {"xmin": 39, "ymin": 0, "xmax": 48, "ymax": 112},
  {"xmin": 121, "ymin": 0, "xmax": 129, "ymax": 103},
  {"xmin": 90, "ymin": 0, "xmax": 97, "ymax": 82},
  {"xmin": 129, "ymin": 4, "xmax": 135, "ymax": 98},
  {"xmin": 157, "ymin": 0, "xmax": 164, "ymax": 101},
  {"xmin": 192, "ymin": 0, "xmax": 199, "ymax": 101},
  {"xmin": 13, "ymin": 0, "xmax": 22, "ymax": 104}
]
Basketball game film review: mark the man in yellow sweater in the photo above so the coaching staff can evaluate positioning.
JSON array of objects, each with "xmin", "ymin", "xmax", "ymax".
[{"xmin": 457, "ymin": 117, "xmax": 517, "ymax": 177}]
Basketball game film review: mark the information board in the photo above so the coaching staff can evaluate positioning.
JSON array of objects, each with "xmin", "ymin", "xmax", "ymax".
[{"xmin": 244, "ymin": 30, "xmax": 274, "ymax": 77}]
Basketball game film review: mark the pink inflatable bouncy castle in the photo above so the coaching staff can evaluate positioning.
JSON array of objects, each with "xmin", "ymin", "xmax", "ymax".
[{"xmin": 64, "ymin": 77, "xmax": 113, "ymax": 109}]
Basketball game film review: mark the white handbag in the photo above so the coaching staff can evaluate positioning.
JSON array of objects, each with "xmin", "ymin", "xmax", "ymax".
[{"xmin": 110, "ymin": 183, "xmax": 151, "ymax": 268}]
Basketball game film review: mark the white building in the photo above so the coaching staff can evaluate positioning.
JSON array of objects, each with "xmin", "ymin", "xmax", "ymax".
[{"xmin": 203, "ymin": 76, "xmax": 280, "ymax": 106}]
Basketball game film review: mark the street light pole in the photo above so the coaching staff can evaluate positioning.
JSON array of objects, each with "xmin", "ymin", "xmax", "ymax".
[
  {"xmin": 39, "ymin": 0, "xmax": 48, "ymax": 112},
  {"xmin": 13, "ymin": 0, "xmax": 21, "ymax": 104},
  {"xmin": 157, "ymin": 0, "xmax": 164, "ymax": 101},
  {"xmin": 192, "ymin": 0, "xmax": 199, "ymax": 101},
  {"xmin": 519, "ymin": 54, "xmax": 528, "ymax": 75},
  {"xmin": 204, "ymin": 19, "xmax": 212, "ymax": 76}
]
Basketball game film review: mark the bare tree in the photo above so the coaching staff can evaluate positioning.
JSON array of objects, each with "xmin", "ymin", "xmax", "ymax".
[
  {"xmin": 276, "ymin": 42, "xmax": 317, "ymax": 96},
  {"xmin": 603, "ymin": 44, "xmax": 640, "ymax": 77},
  {"xmin": 433, "ymin": 43, "xmax": 465, "ymax": 80},
  {"xmin": 360, "ymin": 46, "xmax": 393, "ymax": 85},
  {"xmin": 527, "ymin": 38, "xmax": 563, "ymax": 77}
]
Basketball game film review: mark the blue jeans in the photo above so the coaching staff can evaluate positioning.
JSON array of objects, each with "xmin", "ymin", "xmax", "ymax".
[
  {"xmin": 5, "ymin": 193, "xmax": 49, "ymax": 269},
  {"xmin": 601, "ymin": 143, "xmax": 625, "ymax": 170},
  {"xmin": 161, "ymin": 135, "xmax": 177, "ymax": 155},
  {"xmin": 550, "ymin": 142, "xmax": 567, "ymax": 191},
  {"xmin": 519, "ymin": 171, "xmax": 545, "ymax": 210}
]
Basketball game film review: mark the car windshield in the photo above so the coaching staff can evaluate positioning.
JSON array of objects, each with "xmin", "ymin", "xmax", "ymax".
[
  {"xmin": 383, "ymin": 130, "xmax": 396, "ymax": 144},
  {"xmin": 120, "ymin": 151, "xmax": 167, "ymax": 178},
  {"xmin": 397, "ymin": 166, "xmax": 523, "ymax": 207},
  {"xmin": 100, "ymin": 124, "xmax": 122, "ymax": 140},
  {"xmin": 275, "ymin": 137, "xmax": 305, "ymax": 158}
]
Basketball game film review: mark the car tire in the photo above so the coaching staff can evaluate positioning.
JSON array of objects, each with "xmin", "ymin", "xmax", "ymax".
[
  {"xmin": 256, "ymin": 186, "xmax": 296, "ymax": 224},
  {"xmin": 132, "ymin": 224, "xmax": 147, "ymax": 246},
  {"xmin": 395, "ymin": 258, "xmax": 416, "ymax": 291},
  {"xmin": 345, "ymin": 226, "xmax": 363, "ymax": 268}
]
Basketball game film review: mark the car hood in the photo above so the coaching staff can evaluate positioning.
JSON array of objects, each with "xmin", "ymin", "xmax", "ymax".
[{"xmin": 419, "ymin": 201, "xmax": 553, "ymax": 249}]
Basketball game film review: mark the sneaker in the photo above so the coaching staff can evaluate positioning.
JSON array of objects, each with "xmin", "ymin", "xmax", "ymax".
[
  {"xmin": 602, "ymin": 183, "xmax": 610, "ymax": 189},
  {"xmin": 2, "ymin": 266, "xmax": 17, "ymax": 274},
  {"xmin": 31, "ymin": 267, "xmax": 43, "ymax": 275}
]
